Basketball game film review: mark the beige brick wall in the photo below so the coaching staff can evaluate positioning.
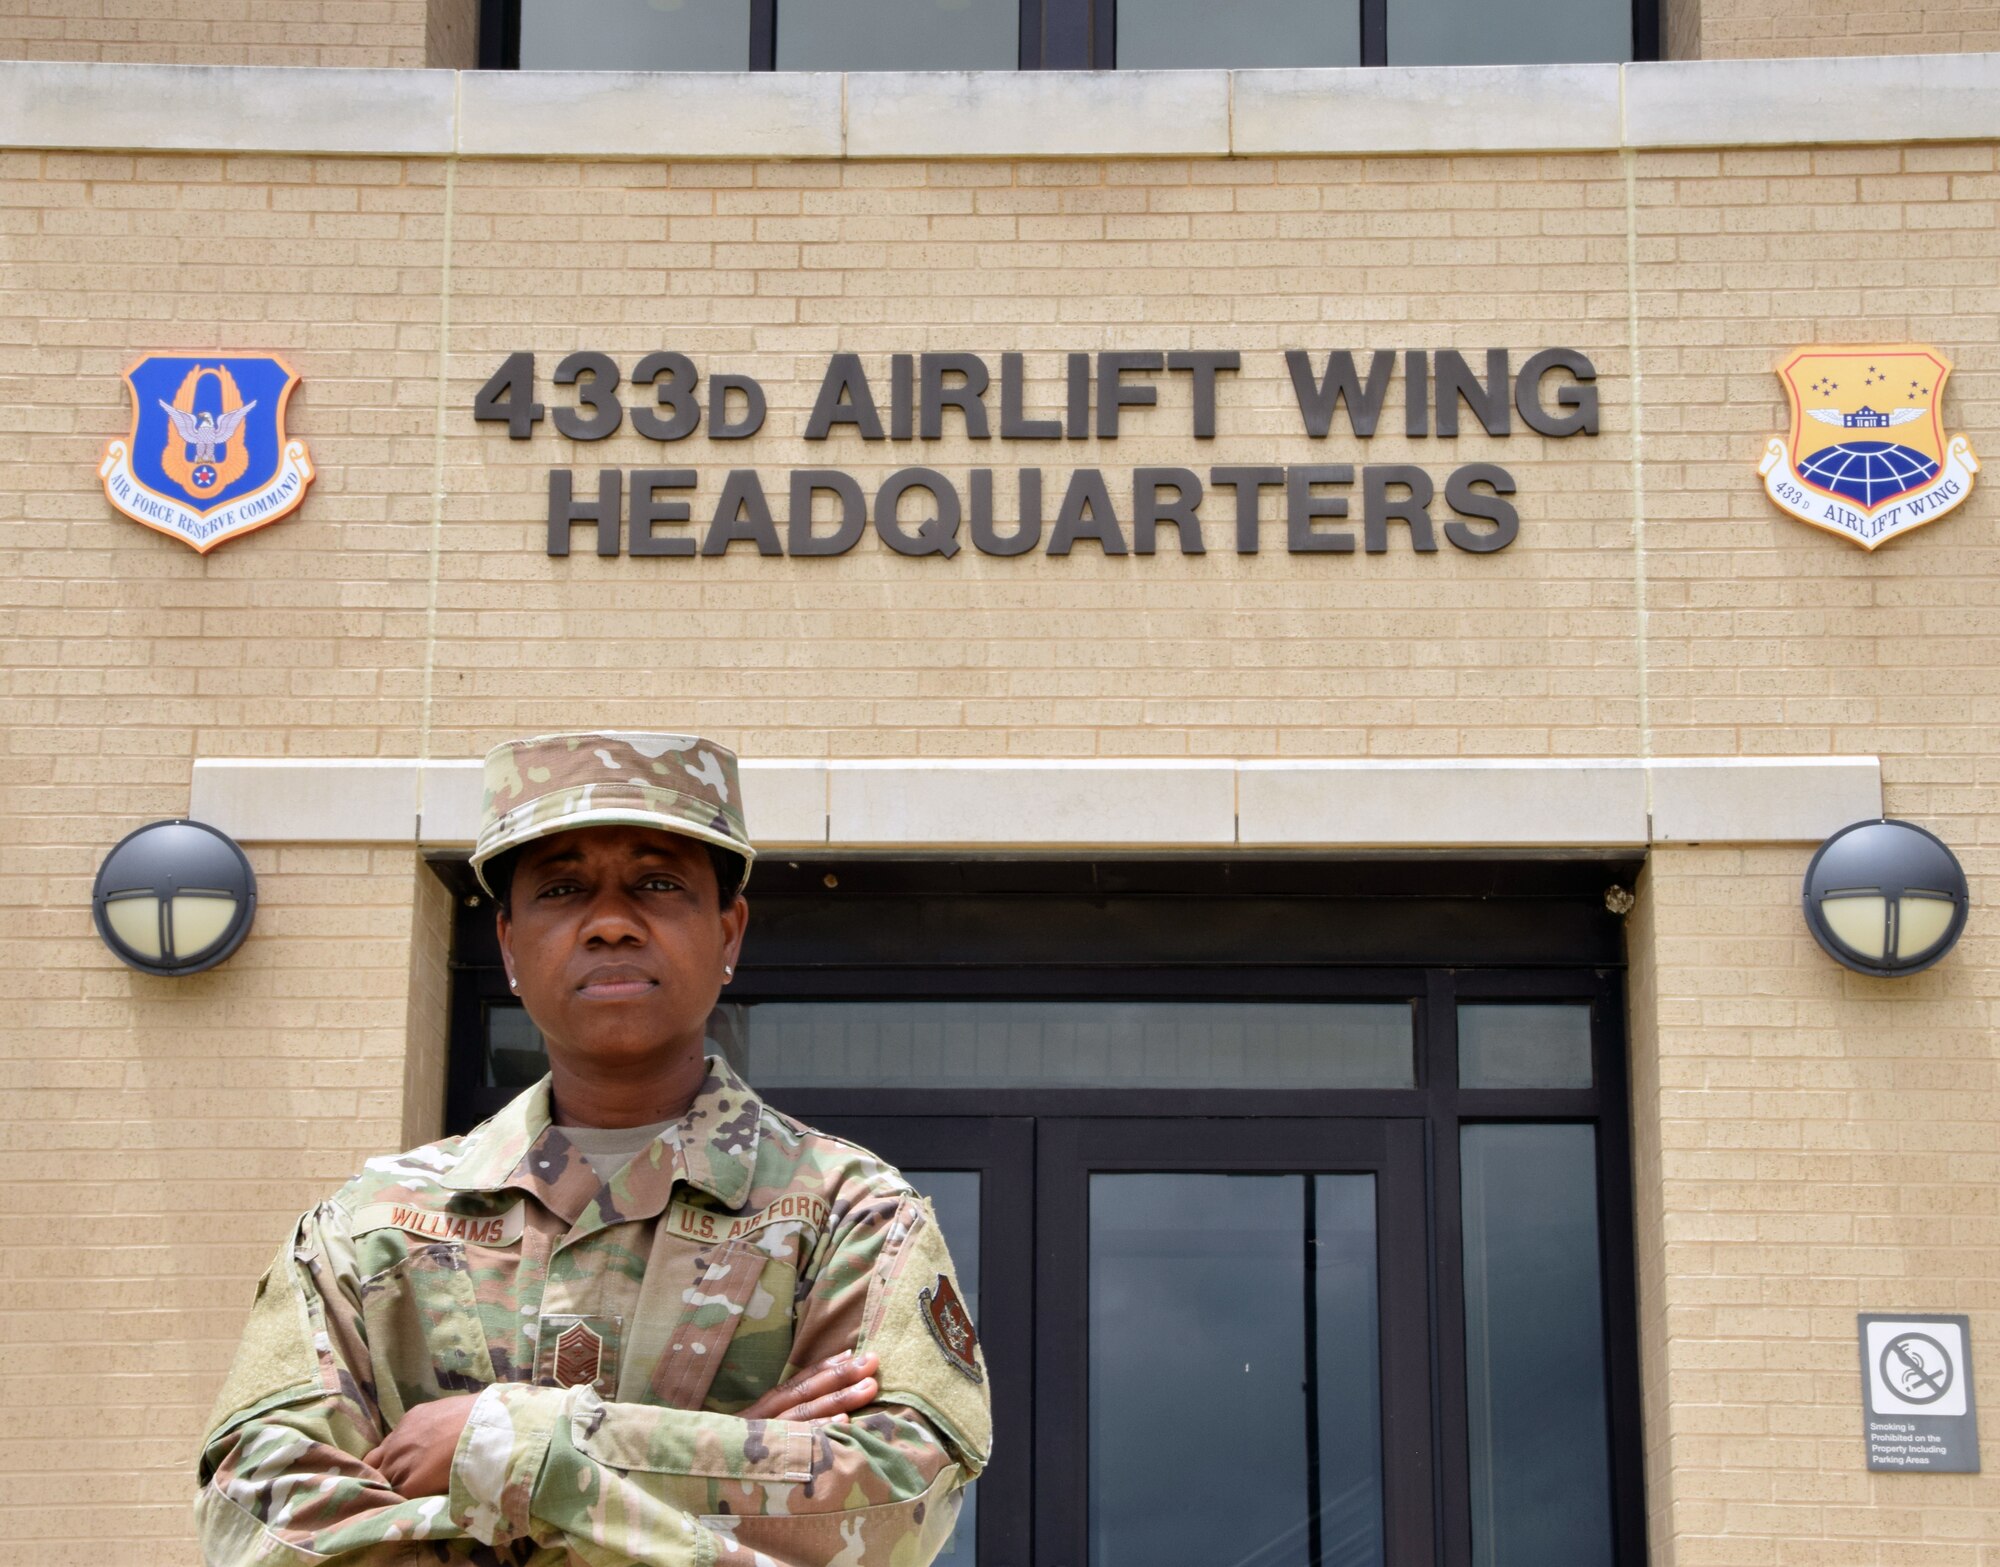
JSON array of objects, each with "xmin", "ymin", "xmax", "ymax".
[
  {"xmin": 1, "ymin": 147, "xmax": 447, "ymax": 1558},
  {"xmin": 2, "ymin": 138, "xmax": 1995, "ymax": 1560},
  {"xmin": 0, "ymin": 0, "xmax": 470, "ymax": 67},
  {"xmin": 1629, "ymin": 846, "xmax": 1999, "ymax": 1565},
  {"xmin": 0, "ymin": 846, "xmax": 433, "ymax": 1558},
  {"xmin": 1637, "ymin": 142, "xmax": 2000, "ymax": 779},
  {"xmin": 1693, "ymin": 0, "xmax": 2000, "ymax": 57},
  {"xmin": 1629, "ymin": 141, "xmax": 2000, "ymax": 1561}
]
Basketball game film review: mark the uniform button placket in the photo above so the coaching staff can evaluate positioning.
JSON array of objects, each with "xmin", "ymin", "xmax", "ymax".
[{"xmin": 513, "ymin": 1220, "xmax": 555, "ymax": 1381}]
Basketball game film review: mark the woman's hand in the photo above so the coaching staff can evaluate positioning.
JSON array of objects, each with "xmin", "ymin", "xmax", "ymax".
[
  {"xmin": 739, "ymin": 1350, "xmax": 881, "ymax": 1423},
  {"xmin": 363, "ymin": 1393, "xmax": 480, "ymax": 1497}
]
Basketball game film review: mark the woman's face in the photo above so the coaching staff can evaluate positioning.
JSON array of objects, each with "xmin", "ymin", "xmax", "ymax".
[{"xmin": 495, "ymin": 824, "xmax": 748, "ymax": 1076}]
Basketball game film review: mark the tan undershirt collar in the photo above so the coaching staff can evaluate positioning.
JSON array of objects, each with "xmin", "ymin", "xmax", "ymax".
[{"xmin": 553, "ymin": 1117, "xmax": 676, "ymax": 1183}]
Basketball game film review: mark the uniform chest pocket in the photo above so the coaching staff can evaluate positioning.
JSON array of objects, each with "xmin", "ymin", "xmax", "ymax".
[
  {"xmin": 358, "ymin": 1243, "xmax": 499, "ymax": 1426},
  {"xmin": 645, "ymin": 1237, "xmax": 799, "ymax": 1413}
]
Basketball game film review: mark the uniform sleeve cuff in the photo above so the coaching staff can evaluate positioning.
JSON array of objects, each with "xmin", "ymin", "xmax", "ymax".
[{"xmin": 448, "ymin": 1383, "xmax": 566, "ymax": 1545}]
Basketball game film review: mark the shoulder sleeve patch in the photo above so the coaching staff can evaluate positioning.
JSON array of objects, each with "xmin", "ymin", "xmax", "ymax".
[
  {"xmin": 203, "ymin": 1234, "xmax": 320, "ymax": 1444},
  {"xmin": 857, "ymin": 1197, "xmax": 993, "ymax": 1474},
  {"xmin": 919, "ymin": 1273, "xmax": 982, "ymax": 1383}
]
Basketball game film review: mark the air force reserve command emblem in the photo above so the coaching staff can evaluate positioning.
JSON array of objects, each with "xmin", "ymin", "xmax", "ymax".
[
  {"xmin": 1759, "ymin": 345, "xmax": 1978, "ymax": 549},
  {"xmin": 99, "ymin": 356, "xmax": 313, "ymax": 552}
]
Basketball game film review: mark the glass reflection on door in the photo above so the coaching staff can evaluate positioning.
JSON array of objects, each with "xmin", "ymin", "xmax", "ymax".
[
  {"xmin": 1088, "ymin": 1173, "xmax": 1383, "ymax": 1567},
  {"xmin": 1460, "ymin": 1125, "xmax": 1614, "ymax": 1567},
  {"xmin": 906, "ymin": 1170, "xmax": 980, "ymax": 1563}
]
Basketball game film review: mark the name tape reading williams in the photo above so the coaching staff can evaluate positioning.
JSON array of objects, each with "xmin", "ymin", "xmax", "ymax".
[{"xmin": 351, "ymin": 1201, "xmax": 525, "ymax": 1247}]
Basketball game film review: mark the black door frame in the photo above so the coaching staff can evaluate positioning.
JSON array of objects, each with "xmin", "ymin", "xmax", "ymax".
[{"xmin": 1430, "ymin": 967, "xmax": 1647, "ymax": 1567}]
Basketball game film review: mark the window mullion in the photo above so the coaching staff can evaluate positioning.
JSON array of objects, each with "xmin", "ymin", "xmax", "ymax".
[
  {"xmin": 1040, "ymin": 0, "xmax": 1093, "ymax": 67},
  {"xmin": 751, "ymin": 0, "xmax": 776, "ymax": 69},
  {"xmin": 1360, "ymin": 0, "xmax": 1388, "ymax": 65},
  {"xmin": 1632, "ymin": 0, "xmax": 1662, "ymax": 60},
  {"xmin": 1425, "ymin": 969, "xmax": 1476, "ymax": 1567},
  {"xmin": 1018, "ymin": 0, "xmax": 1040, "ymax": 66}
]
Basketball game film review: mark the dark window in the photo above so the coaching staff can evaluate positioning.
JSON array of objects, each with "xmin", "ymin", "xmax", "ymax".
[
  {"xmin": 1116, "ymin": 0, "xmax": 1360, "ymax": 68},
  {"xmin": 1461, "ymin": 1123, "xmax": 1617, "ymax": 1567},
  {"xmin": 1386, "ymin": 0, "xmax": 1631, "ymax": 64},
  {"xmin": 481, "ymin": 0, "xmax": 1660, "ymax": 69},
  {"xmin": 776, "ymin": 0, "xmax": 1018, "ymax": 70},
  {"xmin": 517, "ymin": 0, "xmax": 750, "ymax": 70},
  {"xmin": 439, "ymin": 856, "xmax": 1648, "ymax": 1567},
  {"xmin": 1089, "ymin": 1170, "xmax": 1384, "ymax": 1567},
  {"xmin": 563, "ymin": 998, "xmax": 1416, "ymax": 1090},
  {"xmin": 1458, "ymin": 1001, "xmax": 1594, "ymax": 1089}
]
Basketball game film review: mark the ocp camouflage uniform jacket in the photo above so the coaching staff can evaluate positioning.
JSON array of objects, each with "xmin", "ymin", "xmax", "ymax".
[{"xmin": 196, "ymin": 1059, "xmax": 991, "ymax": 1566}]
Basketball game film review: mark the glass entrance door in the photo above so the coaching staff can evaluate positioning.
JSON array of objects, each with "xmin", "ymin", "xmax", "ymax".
[
  {"xmin": 1038, "ymin": 1119, "xmax": 1432, "ymax": 1567},
  {"xmin": 818, "ymin": 1115, "xmax": 1432, "ymax": 1567}
]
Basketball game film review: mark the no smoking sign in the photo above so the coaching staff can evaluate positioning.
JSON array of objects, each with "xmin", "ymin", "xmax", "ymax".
[{"xmin": 1858, "ymin": 1313, "xmax": 1980, "ymax": 1472}]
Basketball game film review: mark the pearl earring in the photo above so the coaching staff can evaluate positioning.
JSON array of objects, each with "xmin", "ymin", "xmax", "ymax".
[
  {"xmin": 508, "ymin": 976, "xmax": 518, "ymax": 991},
  {"xmin": 724, "ymin": 965, "xmax": 734, "ymax": 979}
]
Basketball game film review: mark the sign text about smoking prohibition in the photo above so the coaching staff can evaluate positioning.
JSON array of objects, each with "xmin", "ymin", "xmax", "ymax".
[
  {"xmin": 1860, "ymin": 1313, "xmax": 1980, "ymax": 1473},
  {"xmin": 471, "ymin": 348, "xmax": 1599, "ymax": 560}
]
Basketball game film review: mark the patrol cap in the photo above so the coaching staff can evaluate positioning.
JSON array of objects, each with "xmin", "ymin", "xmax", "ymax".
[{"xmin": 470, "ymin": 731, "xmax": 754, "ymax": 899}]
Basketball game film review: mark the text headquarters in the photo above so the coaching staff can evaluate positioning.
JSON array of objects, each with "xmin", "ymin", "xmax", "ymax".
[{"xmin": 485, "ymin": 346, "xmax": 1602, "ymax": 560}]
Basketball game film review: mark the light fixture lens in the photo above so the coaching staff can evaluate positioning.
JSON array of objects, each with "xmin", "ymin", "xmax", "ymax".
[
  {"xmin": 104, "ymin": 895, "xmax": 165, "ymax": 961},
  {"xmin": 1819, "ymin": 894, "xmax": 1887, "ymax": 960},
  {"xmin": 1895, "ymin": 895, "xmax": 1956, "ymax": 960},
  {"xmin": 170, "ymin": 894, "xmax": 239, "ymax": 959}
]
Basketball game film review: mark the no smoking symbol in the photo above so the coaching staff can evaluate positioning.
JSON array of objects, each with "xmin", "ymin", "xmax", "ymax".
[{"xmin": 1880, "ymin": 1332, "xmax": 1954, "ymax": 1405}]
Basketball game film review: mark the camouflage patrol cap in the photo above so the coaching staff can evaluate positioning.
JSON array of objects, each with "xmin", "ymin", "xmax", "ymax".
[{"xmin": 470, "ymin": 732, "xmax": 754, "ymax": 898}]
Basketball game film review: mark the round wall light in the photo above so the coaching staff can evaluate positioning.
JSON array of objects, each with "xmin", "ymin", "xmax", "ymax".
[
  {"xmin": 92, "ymin": 819, "xmax": 257, "ymax": 977},
  {"xmin": 1802, "ymin": 819, "xmax": 1968, "ymax": 978}
]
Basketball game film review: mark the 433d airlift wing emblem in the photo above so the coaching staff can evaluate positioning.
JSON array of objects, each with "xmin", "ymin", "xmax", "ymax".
[
  {"xmin": 1758, "ymin": 344, "xmax": 1978, "ymax": 549},
  {"xmin": 100, "ymin": 356, "xmax": 313, "ymax": 552}
]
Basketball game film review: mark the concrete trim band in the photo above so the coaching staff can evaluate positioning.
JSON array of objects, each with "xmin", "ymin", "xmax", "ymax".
[
  {"xmin": 189, "ymin": 755, "xmax": 1884, "ymax": 851},
  {"xmin": 3, "ymin": 56, "xmax": 1997, "ymax": 160}
]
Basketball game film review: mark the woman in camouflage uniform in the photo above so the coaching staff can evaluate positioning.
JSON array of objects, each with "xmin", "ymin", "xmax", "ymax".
[{"xmin": 196, "ymin": 732, "xmax": 990, "ymax": 1566}]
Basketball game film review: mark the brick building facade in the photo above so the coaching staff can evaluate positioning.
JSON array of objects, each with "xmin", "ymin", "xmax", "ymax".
[{"xmin": 2, "ymin": 5, "xmax": 1996, "ymax": 1563}]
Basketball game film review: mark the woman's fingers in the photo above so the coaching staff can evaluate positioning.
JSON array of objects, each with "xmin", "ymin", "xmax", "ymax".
[
  {"xmin": 738, "ymin": 1354, "xmax": 841, "ymax": 1420},
  {"xmin": 771, "ymin": 1376, "xmax": 879, "ymax": 1423},
  {"xmin": 740, "ymin": 1351, "xmax": 878, "ymax": 1421}
]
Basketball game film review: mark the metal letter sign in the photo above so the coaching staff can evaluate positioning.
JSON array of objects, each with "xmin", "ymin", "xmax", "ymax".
[
  {"xmin": 100, "ymin": 356, "xmax": 314, "ymax": 552},
  {"xmin": 477, "ymin": 346, "xmax": 1601, "ymax": 562},
  {"xmin": 1759, "ymin": 345, "xmax": 1979, "ymax": 550},
  {"xmin": 1858, "ymin": 1313, "xmax": 1980, "ymax": 1472}
]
